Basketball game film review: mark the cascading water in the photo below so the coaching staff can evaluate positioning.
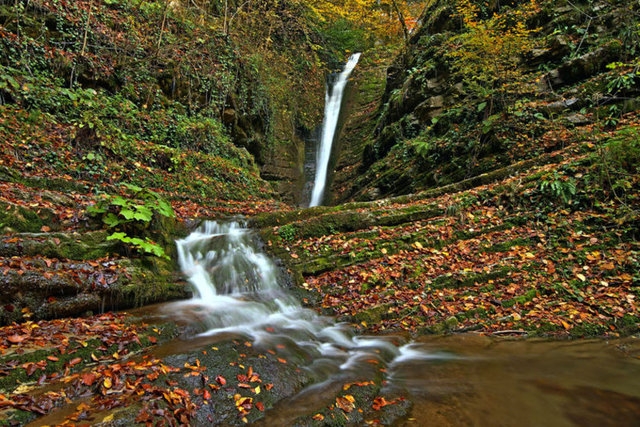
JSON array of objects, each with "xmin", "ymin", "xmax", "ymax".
[
  {"xmin": 309, "ymin": 53, "xmax": 361, "ymax": 207},
  {"xmin": 171, "ymin": 220, "xmax": 448, "ymax": 394}
]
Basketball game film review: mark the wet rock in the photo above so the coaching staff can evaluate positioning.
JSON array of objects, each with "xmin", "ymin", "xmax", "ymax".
[
  {"xmin": 566, "ymin": 113, "xmax": 591, "ymax": 125},
  {"xmin": 546, "ymin": 98, "xmax": 581, "ymax": 113}
]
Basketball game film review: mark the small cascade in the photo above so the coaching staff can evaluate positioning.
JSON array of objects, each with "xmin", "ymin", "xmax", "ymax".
[
  {"xmin": 309, "ymin": 53, "xmax": 361, "ymax": 207},
  {"xmin": 171, "ymin": 220, "xmax": 449, "ymax": 390}
]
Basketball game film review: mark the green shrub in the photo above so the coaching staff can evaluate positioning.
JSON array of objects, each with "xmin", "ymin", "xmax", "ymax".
[{"xmin": 87, "ymin": 183, "xmax": 175, "ymax": 259}]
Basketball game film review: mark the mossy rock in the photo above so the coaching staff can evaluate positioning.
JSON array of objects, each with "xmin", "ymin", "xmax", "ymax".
[
  {"xmin": 115, "ymin": 257, "xmax": 189, "ymax": 307},
  {"xmin": 0, "ymin": 230, "xmax": 119, "ymax": 260},
  {"xmin": 0, "ymin": 202, "xmax": 47, "ymax": 233}
]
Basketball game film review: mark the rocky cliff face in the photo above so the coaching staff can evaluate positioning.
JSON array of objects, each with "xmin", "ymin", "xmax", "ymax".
[{"xmin": 333, "ymin": 0, "xmax": 640, "ymax": 202}]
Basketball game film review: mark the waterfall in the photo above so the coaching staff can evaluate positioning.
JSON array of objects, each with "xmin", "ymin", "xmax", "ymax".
[
  {"xmin": 309, "ymin": 53, "xmax": 361, "ymax": 207},
  {"xmin": 170, "ymin": 220, "xmax": 450, "ymax": 394}
]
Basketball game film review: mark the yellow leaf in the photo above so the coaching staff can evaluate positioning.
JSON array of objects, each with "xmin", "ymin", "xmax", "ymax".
[
  {"xmin": 103, "ymin": 377, "xmax": 112, "ymax": 389},
  {"xmin": 576, "ymin": 273, "xmax": 586, "ymax": 282}
]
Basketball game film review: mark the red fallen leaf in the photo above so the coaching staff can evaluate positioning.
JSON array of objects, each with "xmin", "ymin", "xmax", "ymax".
[
  {"xmin": 312, "ymin": 413, "xmax": 324, "ymax": 421},
  {"xmin": 277, "ymin": 358, "xmax": 287, "ymax": 364},
  {"xmin": 238, "ymin": 383, "xmax": 251, "ymax": 389},
  {"xmin": 209, "ymin": 384, "xmax": 220, "ymax": 391},
  {"xmin": 148, "ymin": 335, "xmax": 157, "ymax": 344},
  {"xmin": 265, "ymin": 383, "xmax": 274, "ymax": 390},
  {"xmin": 41, "ymin": 225, "xmax": 51, "ymax": 232},
  {"xmin": 7, "ymin": 335, "xmax": 26, "ymax": 344},
  {"xmin": 215, "ymin": 375, "xmax": 226, "ymax": 385},
  {"xmin": 47, "ymin": 356, "xmax": 59, "ymax": 362},
  {"xmin": 82, "ymin": 372, "xmax": 96, "ymax": 386},
  {"xmin": 255, "ymin": 401, "xmax": 265, "ymax": 411},
  {"xmin": 203, "ymin": 389, "xmax": 211, "ymax": 400},
  {"xmin": 237, "ymin": 374, "xmax": 248, "ymax": 382},
  {"xmin": 372, "ymin": 396, "xmax": 388, "ymax": 411}
]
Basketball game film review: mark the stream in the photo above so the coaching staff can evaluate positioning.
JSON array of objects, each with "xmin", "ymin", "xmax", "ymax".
[{"xmin": 158, "ymin": 220, "xmax": 640, "ymax": 426}]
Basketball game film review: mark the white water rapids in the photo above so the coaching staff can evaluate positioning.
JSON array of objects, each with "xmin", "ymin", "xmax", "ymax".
[
  {"xmin": 170, "ymin": 220, "xmax": 450, "ymax": 390},
  {"xmin": 309, "ymin": 53, "xmax": 361, "ymax": 207}
]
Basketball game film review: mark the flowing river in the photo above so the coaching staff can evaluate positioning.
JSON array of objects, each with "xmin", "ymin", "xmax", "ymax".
[
  {"xmin": 160, "ymin": 220, "xmax": 640, "ymax": 426},
  {"xmin": 170, "ymin": 220, "xmax": 445, "ymax": 382}
]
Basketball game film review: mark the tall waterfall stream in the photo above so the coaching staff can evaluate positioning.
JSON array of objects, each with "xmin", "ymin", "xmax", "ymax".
[{"xmin": 309, "ymin": 53, "xmax": 361, "ymax": 207}]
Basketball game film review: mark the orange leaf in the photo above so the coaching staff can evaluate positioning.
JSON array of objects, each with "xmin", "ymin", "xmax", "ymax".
[
  {"xmin": 68, "ymin": 357, "xmax": 82, "ymax": 366},
  {"xmin": 336, "ymin": 395, "xmax": 356, "ymax": 413},
  {"xmin": 6, "ymin": 335, "xmax": 26, "ymax": 344},
  {"xmin": 601, "ymin": 262, "xmax": 615, "ymax": 270}
]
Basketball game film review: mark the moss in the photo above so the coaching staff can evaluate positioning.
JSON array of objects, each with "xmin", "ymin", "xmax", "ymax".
[
  {"xmin": 612, "ymin": 315, "xmax": 640, "ymax": 336},
  {"xmin": 570, "ymin": 322, "xmax": 608, "ymax": 338},
  {"xmin": 3, "ymin": 231, "xmax": 120, "ymax": 260},
  {"xmin": 350, "ymin": 304, "xmax": 394, "ymax": 325},
  {"xmin": 0, "ymin": 203, "xmax": 45, "ymax": 233},
  {"xmin": 483, "ymin": 237, "xmax": 534, "ymax": 253},
  {"xmin": 117, "ymin": 258, "xmax": 188, "ymax": 307},
  {"xmin": 0, "ymin": 409, "xmax": 37, "ymax": 426},
  {"xmin": 503, "ymin": 288, "xmax": 539, "ymax": 308}
]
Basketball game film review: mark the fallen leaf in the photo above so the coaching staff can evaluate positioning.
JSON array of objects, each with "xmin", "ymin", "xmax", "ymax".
[
  {"xmin": 7, "ymin": 335, "xmax": 26, "ymax": 344},
  {"xmin": 336, "ymin": 395, "xmax": 356, "ymax": 413}
]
